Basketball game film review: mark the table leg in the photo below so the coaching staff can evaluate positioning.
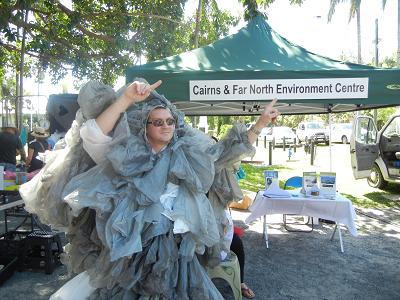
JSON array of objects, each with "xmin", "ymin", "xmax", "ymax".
[
  {"xmin": 263, "ymin": 215, "xmax": 269, "ymax": 248},
  {"xmin": 330, "ymin": 225, "xmax": 337, "ymax": 241},
  {"xmin": 337, "ymin": 223, "xmax": 344, "ymax": 253},
  {"xmin": 330, "ymin": 223, "xmax": 344, "ymax": 253},
  {"xmin": 4, "ymin": 210, "xmax": 8, "ymax": 233}
]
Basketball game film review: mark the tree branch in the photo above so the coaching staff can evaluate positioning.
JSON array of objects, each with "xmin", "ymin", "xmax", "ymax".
[
  {"xmin": 56, "ymin": 1, "xmax": 115, "ymax": 42},
  {"xmin": 1, "ymin": 41, "xmax": 125, "ymax": 61},
  {"xmin": 9, "ymin": 16, "xmax": 79, "ymax": 51}
]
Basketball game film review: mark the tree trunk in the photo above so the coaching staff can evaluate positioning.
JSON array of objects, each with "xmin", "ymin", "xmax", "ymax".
[
  {"xmin": 356, "ymin": 7, "xmax": 362, "ymax": 64},
  {"xmin": 398, "ymin": 0, "xmax": 400, "ymax": 66},
  {"xmin": 194, "ymin": 0, "xmax": 203, "ymax": 48},
  {"xmin": 16, "ymin": 9, "xmax": 28, "ymax": 130}
]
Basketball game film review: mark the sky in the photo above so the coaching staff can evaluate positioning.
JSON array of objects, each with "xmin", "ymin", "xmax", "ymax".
[{"xmin": 25, "ymin": 0, "xmax": 398, "ymax": 113}]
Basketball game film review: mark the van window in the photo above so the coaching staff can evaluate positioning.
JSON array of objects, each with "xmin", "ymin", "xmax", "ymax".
[
  {"xmin": 307, "ymin": 123, "xmax": 324, "ymax": 129},
  {"xmin": 383, "ymin": 117, "xmax": 400, "ymax": 138},
  {"xmin": 357, "ymin": 118, "xmax": 377, "ymax": 144}
]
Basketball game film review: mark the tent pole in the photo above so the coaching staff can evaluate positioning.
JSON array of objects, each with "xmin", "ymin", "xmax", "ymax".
[{"xmin": 329, "ymin": 112, "xmax": 332, "ymax": 172}]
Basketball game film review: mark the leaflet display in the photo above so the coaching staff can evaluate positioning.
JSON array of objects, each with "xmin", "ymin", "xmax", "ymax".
[
  {"xmin": 264, "ymin": 170, "xmax": 278, "ymax": 190},
  {"xmin": 320, "ymin": 172, "xmax": 336, "ymax": 196},
  {"xmin": 302, "ymin": 172, "xmax": 317, "ymax": 195}
]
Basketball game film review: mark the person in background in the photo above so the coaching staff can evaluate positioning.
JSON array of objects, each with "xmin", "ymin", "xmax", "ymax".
[
  {"xmin": 19, "ymin": 124, "xmax": 28, "ymax": 147},
  {"xmin": 211, "ymin": 136, "xmax": 255, "ymax": 299},
  {"xmin": 47, "ymin": 130, "xmax": 66, "ymax": 150},
  {"xmin": 223, "ymin": 210, "xmax": 255, "ymax": 299},
  {"xmin": 26, "ymin": 127, "xmax": 50, "ymax": 172},
  {"xmin": 0, "ymin": 123, "xmax": 26, "ymax": 172}
]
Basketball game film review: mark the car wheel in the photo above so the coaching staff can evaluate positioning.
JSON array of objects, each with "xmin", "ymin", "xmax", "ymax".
[
  {"xmin": 341, "ymin": 136, "xmax": 348, "ymax": 144},
  {"xmin": 325, "ymin": 140, "xmax": 329, "ymax": 145},
  {"xmin": 367, "ymin": 164, "xmax": 387, "ymax": 189}
]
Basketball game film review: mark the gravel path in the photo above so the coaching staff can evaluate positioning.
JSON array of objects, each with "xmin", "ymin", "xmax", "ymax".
[{"xmin": 1, "ymin": 207, "xmax": 399, "ymax": 300}]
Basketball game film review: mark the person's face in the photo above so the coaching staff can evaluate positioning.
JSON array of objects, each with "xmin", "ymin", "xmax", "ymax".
[{"xmin": 146, "ymin": 108, "xmax": 175, "ymax": 148}]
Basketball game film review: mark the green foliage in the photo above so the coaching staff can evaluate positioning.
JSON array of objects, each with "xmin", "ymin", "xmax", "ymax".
[
  {"xmin": 206, "ymin": 106, "xmax": 396, "ymax": 132},
  {"xmin": 380, "ymin": 55, "xmax": 397, "ymax": 68},
  {"xmin": 361, "ymin": 107, "xmax": 397, "ymax": 129},
  {"xmin": 217, "ymin": 124, "xmax": 233, "ymax": 139},
  {"xmin": 275, "ymin": 114, "xmax": 306, "ymax": 129},
  {"xmin": 0, "ymin": 0, "xmax": 238, "ymax": 86},
  {"xmin": 1, "ymin": 76, "xmax": 16, "ymax": 99},
  {"xmin": 189, "ymin": 0, "xmax": 239, "ymax": 48},
  {"xmin": 238, "ymin": 163, "xmax": 292, "ymax": 192},
  {"xmin": 239, "ymin": 0, "xmax": 304, "ymax": 21}
]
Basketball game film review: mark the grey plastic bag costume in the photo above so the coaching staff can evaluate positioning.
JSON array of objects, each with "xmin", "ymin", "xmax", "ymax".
[{"xmin": 20, "ymin": 80, "xmax": 255, "ymax": 299}]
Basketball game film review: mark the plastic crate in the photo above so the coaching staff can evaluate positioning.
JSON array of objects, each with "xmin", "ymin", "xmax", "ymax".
[
  {"xmin": 0, "ymin": 231, "xmax": 30, "ymax": 268},
  {"xmin": 0, "ymin": 256, "xmax": 18, "ymax": 285},
  {"xmin": 22, "ymin": 231, "xmax": 63, "ymax": 274}
]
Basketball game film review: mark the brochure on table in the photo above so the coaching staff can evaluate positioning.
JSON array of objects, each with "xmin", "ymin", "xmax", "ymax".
[
  {"xmin": 302, "ymin": 171, "xmax": 317, "ymax": 196},
  {"xmin": 263, "ymin": 181, "xmax": 291, "ymax": 198},
  {"xmin": 320, "ymin": 172, "xmax": 336, "ymax": 196},
  {"xmin": 264, "ymin": 170, "xmax": 278, "ymax": 190}
]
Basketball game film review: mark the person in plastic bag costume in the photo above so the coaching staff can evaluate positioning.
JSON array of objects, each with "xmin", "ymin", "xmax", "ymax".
[{"xmin": 19, "ymin": 79, "xmax": 280, "ymax": 299}]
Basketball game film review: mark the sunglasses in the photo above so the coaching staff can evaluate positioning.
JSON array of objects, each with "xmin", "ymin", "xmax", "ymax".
[{"xmin": 147, "ymin": 118, "xmax": 176, "ymax": 127}]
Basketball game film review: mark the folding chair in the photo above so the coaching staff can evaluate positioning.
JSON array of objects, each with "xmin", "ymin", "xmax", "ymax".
[{"xmin": 283, "ymin": 176, "xmax": 314, "ymax": 232}]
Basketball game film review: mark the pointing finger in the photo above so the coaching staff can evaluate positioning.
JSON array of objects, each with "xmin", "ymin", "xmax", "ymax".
[
  {"xmin": 268, "ymin": 98, "xmax": 278, "ymax": 107},
  {"xmin": 149, "ymin": 80, "xmax": 162, "ymax": 91}
]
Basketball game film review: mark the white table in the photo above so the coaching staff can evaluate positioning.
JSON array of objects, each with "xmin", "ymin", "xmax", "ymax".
[
  {"xmin": 245, "ymin": 191, "xmax": 358, "ymax": 253},
  {"xmin": 0, "ymin": 199, "xmax": 24, "ymax": 211}
]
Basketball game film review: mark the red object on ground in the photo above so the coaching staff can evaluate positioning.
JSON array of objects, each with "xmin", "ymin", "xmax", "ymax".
[{"xmin": 233, "ymin": 226, "xmax": 244, "ymax": 237}]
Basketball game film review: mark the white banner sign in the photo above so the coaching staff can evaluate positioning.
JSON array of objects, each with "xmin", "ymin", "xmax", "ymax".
[{"xmin": 189, "ymin": 78, "xmax": 369, "ymax": 101}]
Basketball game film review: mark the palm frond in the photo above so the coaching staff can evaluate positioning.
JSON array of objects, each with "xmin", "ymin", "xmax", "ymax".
[{"xmin": 327, "ymin": 0, "xmax": 345, "ymax": 22}]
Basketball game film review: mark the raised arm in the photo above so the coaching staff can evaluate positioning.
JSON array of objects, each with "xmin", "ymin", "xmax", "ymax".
[
  {"xmin": 96, "ymin": 80, "xmax": 162, "ymax": 135},
  {"xmin": 247, "ymin": 98, "xmax": 280, "ymax": 144}
]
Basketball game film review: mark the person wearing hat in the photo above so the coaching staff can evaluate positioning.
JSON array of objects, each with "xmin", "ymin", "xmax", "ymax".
[
  {"xmin": 26, "ymin": 126, "xmax": 51, "ymax": 172},
  {"xmin": 0, "ymin": 123, "xmax": 26, "ymax": 172}
]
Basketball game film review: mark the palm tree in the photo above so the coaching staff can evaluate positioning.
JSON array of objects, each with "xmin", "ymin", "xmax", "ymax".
[
  {"xmin": 328, "ymin": 0, "xmax": 363, "ymax": 64},
  {"xmin": 194, "ymin": 0, "xmax": 203, "ymax": 48},
  {"xmin": 328, "ymin": 0, "xmax": 390, "ymax": 65},
  {"xmin": 397, "ymin": 0, "xmax": 400, "ymax": 66}
]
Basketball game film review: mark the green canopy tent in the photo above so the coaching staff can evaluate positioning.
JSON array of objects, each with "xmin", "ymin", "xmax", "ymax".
[{"xmin": 126, "ymin": 15, "xmax": 400, "ymax": 116}]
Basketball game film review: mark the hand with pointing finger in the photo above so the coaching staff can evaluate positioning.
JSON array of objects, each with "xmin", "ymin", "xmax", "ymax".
[
  {"xmin": 260, "ymin": 98, "xmax": 280, "ymax": 126},
  {"xmin": 95, "ymin": 80, "xmax": 163, "ymax": 135},
  {"xmin": 247, "ymin": 98, "xmax": 280, "ymax": 144},
  {"xmin": 121, "ymin": 80, "xmax": 163, "ymax": 107}
]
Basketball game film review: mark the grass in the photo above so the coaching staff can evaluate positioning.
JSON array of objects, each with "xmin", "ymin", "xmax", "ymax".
[
  {"xmin": 343, "ymin": 192, "xmax": 400, "ymax": 209},
  {"xmin": 343, "ymin": 182, "xmax": 400, "ymax": 209},
  {"xmin": 238, "ymin": 163, "xmax": 292, "ymax": 192},
  {"xmin": 382, "ymin": 182, "xmax": 400, "ymax": 194}
]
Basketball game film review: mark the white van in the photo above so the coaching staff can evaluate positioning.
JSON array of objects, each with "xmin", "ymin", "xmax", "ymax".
[
  {"xmin": 259, "ymin": 126, "xmax": 296, "ymax": 146},
  {"xmin": 296, "ymin": 121, "xmax": 329, "ymax": 145},
  {"xmin": 330, "ymin": 123, "xmax": 352, "ymax": 144},
  {"xmin": 351, "ymin": 114, "xmax": 400, "ymax": 188}
]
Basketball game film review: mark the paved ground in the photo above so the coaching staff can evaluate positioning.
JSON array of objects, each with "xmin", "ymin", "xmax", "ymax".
[{"xmin": 1, "ymin": 143, "xmax": 399, "ymax": 299}]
